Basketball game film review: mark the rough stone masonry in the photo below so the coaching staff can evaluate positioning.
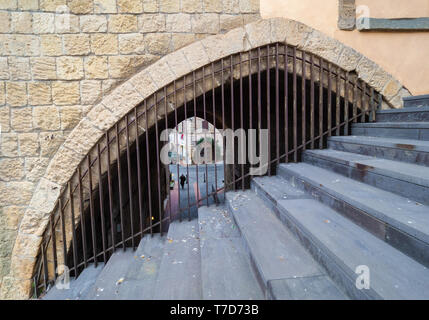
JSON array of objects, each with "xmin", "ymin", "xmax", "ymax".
[{"xmin": 0, "ymin": 0, "xmax": 260, "ymax": 297}]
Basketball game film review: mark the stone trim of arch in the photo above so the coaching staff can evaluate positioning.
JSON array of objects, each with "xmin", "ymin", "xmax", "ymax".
[{"xmin": 2, "ymin": 17, "xmax": 411, "ymax": 299}]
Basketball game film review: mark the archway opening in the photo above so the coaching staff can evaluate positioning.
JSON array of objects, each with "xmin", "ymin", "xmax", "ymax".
[{"xmin": 34, "ymin": 43, "xmax": 380, "ymax": 296}]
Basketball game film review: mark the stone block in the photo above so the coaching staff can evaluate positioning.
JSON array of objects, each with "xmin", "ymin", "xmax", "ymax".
[
  {"xmin": 119, "ymin": 33, "xmax": 145, "ymax": 54},
  {"xmin": 52, "ymin": 81, "xmax": 80, "ymax": 105},
  {"xmin": 6, "ymin": 82, "xmax": 27, "ymax": 106},
  {"xmin": 57, "ymin": 56, "xmax": 84, "ymax": 80},
  {"xmin": 28, "ymin": 82, "xmax": 52, "ymax": 106},
  {"xmin": 60, "ymin": 105, "xmax": 82, "ymax": 130},
  {"xmin": 108, "ymin": 15, "xmax": 138, "ymax": 33},
  {"xmin": 80, "ymin": 15, "xmax": 108, "ymax": 33},
  {"xmin": 11, "ymin": 107, "xmax": 32, "ymax": 132},
  {"xmin": 33, "ymin": 106, "xmax": 61, "ymax": 131},
  {"xmin": 85, "ymin": 56, "xmax": 109, "ymax": 79},
  {"xmin": 40, "ymin": 35, "xmax": 62, "ymax": 56},
  {"xmin": 31, "ymin": 57, "xmax": 56, "ymax": 80},
  {"xmin": 63, "ymin": 34, "xmax": 91, "ymax": 56},
  {"xmin": 18, "ymin": 133, "xmax": 39, "ymax": 157},
  {"xmin": 81, "ymin": 80, "xmax": 102, "ymax": 105},
  {"xmin": 117, "ymin": 0, "xmax": 143, "ymax": 13},
  {"xmin": 91, "ymin": 34, "xmax": 118, "ymax": 55}
]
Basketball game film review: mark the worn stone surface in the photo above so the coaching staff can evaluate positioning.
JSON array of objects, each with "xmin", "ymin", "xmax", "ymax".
[
  {"xmin": 11, "ymin": 107, "xmax": 32, "ymax": 132},
  {"xmin": 33, "ymin": 106, "xmax": 61, "ymax": 131},
  {"xmin": 0, "ymin": 158, "xmax": 25, "ymax": 181},
  {"xmin": 119, "ymin": 33, "xmax": 145, "ymax": 54},
  {"xmin": 30, "ymin": 57, "xmax": 56, "ymax": 80},
  {"xmin": 338, "ymin": 46, "xmax": 362, "ymax": 71},
  {"xmin": 91, "ymin": 34, "xmax": 119, "ymax": 55},
  {"xmin": 80, "ymin": 15, "xmax": 108, "ymax": 33},
  {"xmin": 166, "ymin": 13, "xmax": 192, "ymax": 32},
  {"xmin": 8, "ymin": 57, "xmax": 30, "ymax": 80},
  {"xmin": 84, "ymin": 56, "xmax": 109, "ymax": 79},
  {"xmin": 6, "ymin": 82, "xmax": 27, "ymax": 106},
  {"xmin": 52, "ymin": 81, "xmax": 80, "ymax": 105},
  {"xmin": 18, "ymin": 133, "xmax": 39, "ymax": 156},
  {"xmin": 0, "ymin": 6, "xmax": 410, "ymax": 299},
  {"xmin": 81, "ymin": 80, "xmax": 102, "ymax": 105},
  {"xmin": 63, "ymin": 34, "xmax": 91, "ymax": 56},
  {"xmin": 109, "ymin": 14, "xmax": 138, "ymax": 33},
  {"xmin": 57, "ymin": 56, "xmax": 84, "ymax": 80},
  {"xmin": 338, "ymin": 0, "xmax": 356, "ymax": 30},
  {"xmin": 303, "ymin": 30, "xmax": 344, "ymax": 63},
  {"xmin": 28, "ymin": 82, "xmax": 51, "ymax": 105},
  {"xmin": 60, "ymin": 105, "xmax": 82, "ymax": 130},
  {"xmin": 40, "ymin": 35, "xmax": 62, "ymax": 56}
]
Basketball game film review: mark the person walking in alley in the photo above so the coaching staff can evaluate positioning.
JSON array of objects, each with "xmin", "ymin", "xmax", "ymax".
[{"xmin": 180, "ymin": 174, "xmax": 187, "ymax": 189}]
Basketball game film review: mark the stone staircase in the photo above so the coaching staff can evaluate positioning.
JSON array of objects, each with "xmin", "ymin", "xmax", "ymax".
[{"xmin": 43, "ymin": 98, "xmax": 429, "ymax": 300}]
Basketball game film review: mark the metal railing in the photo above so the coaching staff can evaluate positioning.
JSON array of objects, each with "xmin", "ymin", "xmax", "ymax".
[{"xmin": 32, "ymin": 43, "xmax": 382, "ymax": 298}]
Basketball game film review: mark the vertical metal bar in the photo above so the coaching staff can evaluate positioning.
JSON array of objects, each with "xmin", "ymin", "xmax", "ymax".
[
  {"xmin": 68, "ymin": 182, "xmax": 78, "ymax": 276},
  {"xmin": 154, "ymin": 93, "xmax": 163, "ymax": 232},
  {"xmin": 257, "ymin": 47, "xmax": 262, "ymax": 167},
  {"xmin": 212, "ymin": 62, "xmax": 218, "ymax": 202},
  {"xmin": 302, "ymin": 50, "xmax": 306, "ymax": 151},
  {"xmin": 41, "ymin": 244, "xmax": 48, "ymax": 290},
  {"xmin": 275, "ymin": 43, "xmax": 280, "ymax": 165},
  {"xmin": 193, "ymin": 71, "xmax": 199, "ymax": 216},
  {"xmin": 327, "ymin": 62, "xmax": 332, "ymax": 137},
  {"xmin": 77, "ymin": 166, "xmax": 87, "ymax": 268},
  {"xmin": 336, "ymin": 66, "xmax": 341, "ymax": 135},
  {"xmin": 292, "ymin": 47, "xmax": 297, "ymax": 162},
  {"xmin": 144, "ymin": 100, "xmax": 153, "ymax": 236},
  {"xmin": 174, "ymin": 80, "xmax": 181, "ymax": 221},
  {"xmin": 203, "ymin": 67, "xmax": 209, "ymax": 204},
  {"xmin": 49, "ymin": 213, "xmax": 58, "ymax": 281},
  {"xmin": 319, "ymin": 57, "xmax": 324, "ymax": 149},
  {"xmin": 230, "ymin": 55, "xmax": 235, "ymax": 190},
  {"xmin": 344, "ymin": 71, "xmax": 349, "ymax": 134},
  {"xmin": 184, "ymin": 76, "xmax": 191, "ymax": 220},
  {"xmin": 134, "ymin": 108, "xmax": 144, "ymax": 239},
  {"xmin": 164, "ymin": 87, "xmax": 172, "ymax": 221},
  {"xmin": 59, "ymin": 198, "xmax": 67, "ymax": 270},
  {"xmin": 353, "ymin": 76, "xmax": 358, "ymax": 123},
  {"xmin": 310, "ymin": 54, "xmax": 315, "ymax": 149},
  {"xmin": 106, "ymin": 132, "xmax": 116, "ymax": 251},
  {"xmin": 370, "ymin": 87, "xmax": 376, "ymax": 122},
  {"xmin": 116, "ymin": 123, "xmax": 126, "ymax": 247},
  {"xmin": 361, "ymin": 81, "xmax": 366, "ymax": 122},
  {"xmin": 266, "ymin": 45, "xmax": 271, "ymax": 175},
  {"xmin": 368, "ymin": 87, "xmax": 374, "ymax": 122},
  {"xmin": 97, "ymin": 144, "xmax": 107, "ymax": 263},
  {"xmin": 221, "ymin": 59, "xmax": 226, "ymax": 202},
  {"xmin": 249, "ymin": 51, "xmax": 253, "ymax": 166},
  {"xmin": 284, "ymin": 44, "xmax": 289, "ymax": 162},
  {"xmin": 239, "ymin": 52, "xmax": 244, "ymax": 190},
  {"xmin": 87, "ymin": 154, "xmax": 98, "ymax": 266}
]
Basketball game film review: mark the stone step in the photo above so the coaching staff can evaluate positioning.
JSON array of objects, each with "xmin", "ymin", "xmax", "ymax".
[
  {"xmin": 376, "ymin": 106, "xmax": 429, "ymax": 122},
  {"xmin": 84, "ymin": 249, "xmax": 136, "ymax": 300},
  {"xmin": 403, "ymin": 94, "xmax": 429, "ymax": 109},
  {"xmin": 198, "ymin": 205, "xmax": 264, "ymax": 300},
  {"xmin": 303, "ymin": 149, "xmax": 429, "ymax": 205},
  {"xmin": 42, "ymin": 264, "xmax": 104, "ymax": 300},
  {"xmin": 328, "ymin": 135, "xmax": 429, "ymax": 166},
  {"xmin": 225, "ymin": 191, "xmax": 348, "ymax": 300},
  {"xmin": 351, "ymin": 122, "xmax": 429, "ymax": 140},
  {"xmin": 115, "ymin": 234, "xmax": 167, "ymax": 299},
  {"xmin": 153, "ymin": 219, "xmax": 202, "ymax": 300},
  {"xmin": 278, "ymin": 163, "xmax": 429, "ymax": 267},
  {"xmin": 275, "ymin": 198, "xmax": 429, "ymax": 300},
  {"xmin": 251, "ymin": 175, "xmax": 309, "ymax": 212}
]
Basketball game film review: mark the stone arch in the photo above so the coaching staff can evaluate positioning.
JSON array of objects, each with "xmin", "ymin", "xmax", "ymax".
[{"xmin": 4, "ymin": 17, "xmax": 411, "ymax": 299}]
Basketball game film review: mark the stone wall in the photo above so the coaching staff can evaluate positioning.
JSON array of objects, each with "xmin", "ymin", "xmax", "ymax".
[{"xmin": 0, "ymin": 0, "xmax": 260, "ymax": 293}]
